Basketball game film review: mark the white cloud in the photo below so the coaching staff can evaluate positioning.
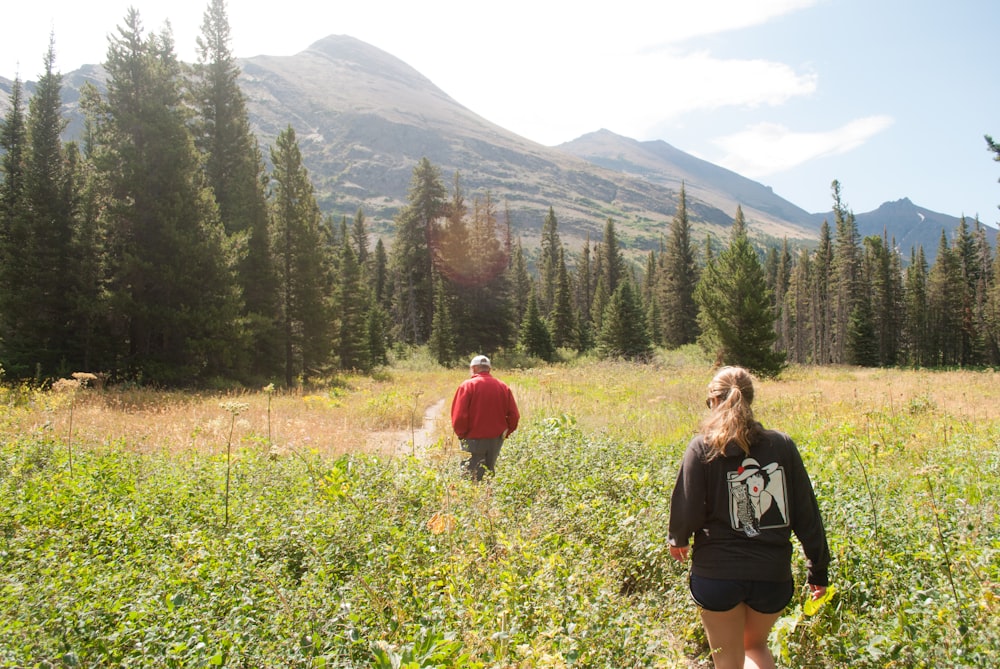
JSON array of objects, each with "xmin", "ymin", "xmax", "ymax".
[
  {"xmin": 459, "ymin": 48, "xmax": 820, "ymax": 147},
  {"xmin": 632, "ymin": 0, "xmax": 820, "ymax": 48},
  {"xmin": 317, "ymin": 0, "xmax": 824, "ymax": 146},
  {"xmin": 709, "ymin": 115, "xmax": 895, "ymax": 177}
]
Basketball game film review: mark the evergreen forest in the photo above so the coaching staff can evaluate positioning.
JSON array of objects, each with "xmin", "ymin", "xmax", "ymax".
[{"xmin": 2, "ymin": 1, "xmax": 1000, "ymax": 387}]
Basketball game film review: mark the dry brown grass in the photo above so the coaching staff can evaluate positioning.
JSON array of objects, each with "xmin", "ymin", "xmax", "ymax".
[
  {"xmin": 752, "ymin": 365, "xmax": 1000, "ymax": 436},
  {"xmin": 0, "ymin": 368, "xmax": 460, "ymax": 459},
  {"xmin": 503, "ymin": 357, "xmax": 1000, "ymax": 457},
  {"xmin": 4, "ymin": 360, "xmax": 998, "ymax": 462}
]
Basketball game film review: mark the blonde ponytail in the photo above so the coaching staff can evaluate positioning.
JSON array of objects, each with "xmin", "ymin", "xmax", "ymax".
[{"xmin": 700, "ymin": 366, "xmax": 762, "ymax": 459}]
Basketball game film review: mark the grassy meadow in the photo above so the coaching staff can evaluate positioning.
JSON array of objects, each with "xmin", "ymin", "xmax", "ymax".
[{"xmin": 0, "ymin": 349, "xmax": 998, "ymax": 667}]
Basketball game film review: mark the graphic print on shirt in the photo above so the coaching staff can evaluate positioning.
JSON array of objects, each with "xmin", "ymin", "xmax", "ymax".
[{"xmin": 727, "ymin": 457, "xmax": 789, "ymax": 537}]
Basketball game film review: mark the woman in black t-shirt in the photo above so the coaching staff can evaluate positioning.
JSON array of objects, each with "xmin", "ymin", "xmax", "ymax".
[{"xmin": 668, "ymin": 366, "xmax": 831, "ymax": 669}]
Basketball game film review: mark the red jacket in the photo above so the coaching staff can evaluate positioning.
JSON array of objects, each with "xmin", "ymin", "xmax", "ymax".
[{"xmin": 450, "ymin": 372, "xmax": 520, "ymax": 440}]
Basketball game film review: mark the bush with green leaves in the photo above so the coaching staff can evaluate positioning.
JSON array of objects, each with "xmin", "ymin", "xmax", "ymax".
[
  {"xmin": 0, "ymin": 419, "xmax": 694, "ymax": 667},
  {"xmin": 1, "ymin": 365, "xmax": 998, "ymax": 667}
]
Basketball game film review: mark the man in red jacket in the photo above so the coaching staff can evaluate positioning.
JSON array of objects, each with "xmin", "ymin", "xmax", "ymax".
[{"xmin": 450, "ymin": 355, "xmax": 520, "ymax": 481}]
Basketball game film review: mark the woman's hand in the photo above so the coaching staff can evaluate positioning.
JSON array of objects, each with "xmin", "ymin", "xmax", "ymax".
[
  {"xmin": 669, "ymin": 546, "xmax": 689, "ymax": 562},
  {"xmin": 808, "ymin": 584, "xmax": 827, "ymax": 600}
]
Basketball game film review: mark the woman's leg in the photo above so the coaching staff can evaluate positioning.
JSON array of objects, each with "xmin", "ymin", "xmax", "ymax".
[
  {"xmin": 700, "ymin": 604, "xmax": 781, "ymax": 669},
  {"xmin": 700, "ymin": 605, "xmax": 746, "ymax": 669},
  {"xmin": 742, "ymin": 608, "xmax": 782, "ymax": 669}
]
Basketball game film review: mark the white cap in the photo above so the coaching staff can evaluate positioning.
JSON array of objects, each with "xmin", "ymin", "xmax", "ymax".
[{"xmin": 469, "ymin": 355, "xmax": 491, "ymax": 368}]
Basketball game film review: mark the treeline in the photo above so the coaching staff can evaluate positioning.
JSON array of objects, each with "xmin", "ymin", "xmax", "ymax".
[
  {"xmin": 0, "ymin": 2, "xmax": 367, "ymax": 386},
  {"xmin": 2, "ymin": 2, "xmax": 998, "ymax": 386}
]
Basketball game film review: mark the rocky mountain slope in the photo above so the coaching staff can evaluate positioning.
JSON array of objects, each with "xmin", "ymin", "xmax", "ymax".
[
  {"xmin": 235, "ymin": 35, "xmax": 820, "ymax": 253},
  {"xmin": 1, "ymin": 34, "xmax": 988, "ymax": 261}
]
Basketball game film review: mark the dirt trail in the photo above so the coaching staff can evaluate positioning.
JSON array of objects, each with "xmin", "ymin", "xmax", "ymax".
[{"xmin": 365, "ymin": 398, "xmax": 450, "ymax": 458}]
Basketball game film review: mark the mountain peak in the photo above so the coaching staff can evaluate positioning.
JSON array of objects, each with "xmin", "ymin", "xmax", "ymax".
[
  {"xmin": 301, "ymin": 35, "xmax": 432, "ymax": 88},
  {"xmin": 875, "ymin": 197, "xmax": 916, "ymax": 211},
  {"xmin": 3, "ymin": 34, "xmax": 978, "ymax": 263}
]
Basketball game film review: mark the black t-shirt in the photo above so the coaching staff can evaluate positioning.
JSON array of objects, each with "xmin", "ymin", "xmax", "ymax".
[{"xmin": 668, "ymin": 428, "xmax": 830, "ymax": 586}]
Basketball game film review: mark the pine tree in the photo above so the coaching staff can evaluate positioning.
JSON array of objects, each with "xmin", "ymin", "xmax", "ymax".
[
  {"xmin": 519, "ymin": 288, "xmax": 554, "ymax": 362},
  {"xmin": 589, "ymin": 226, "xmax": 621, "ymax": 337},
  {"xmin": 860, "ymin": 233, "xmax": 902, "ymax": 366},
  {"xmin": 829, "ymin": 181, "xmax": 860, "ymax": 364},
  {"xmin": 695, "ymin": 206, "xmax": 785, "ymax": 377},
  {"xmin": 574, "ymin": 235, "xmax": 594, "ymax": 342},
  {"xmin": 811, "ymin": 220, "xmax": 833, "ymax": 364},
  {"xmin": 366, "ymin": 300, "xmax": 390, "ymax": 368},
  {"xmin": 646, "ymin": 291, "xmax": 663, "ymax": 348},
  {"xmin": 643, "ymin": 250, "xmax": 658, "ymax": 309},
  {"xmin": 953, "ymin": 215, "xmax": 990, "ymax": 365},
  {"xmin": 971, "ymin": 218, "xmax": 995, "ymax": 363},
  {"xmin": 511, "ymin": 239, "xmax": 532, "ymax": 328},
  {"xmin": 600, "ymin": 218, "xmax": 626, "ymax": 295},
  {"xmin": 986, "ymin": 133, "xmax": 1000, "ymax": 211},
  {"xmin": 765, "ymin": 246, "xmax": 779, "ymax": 295},
  {"xmin": 0, "ymin": 77, "xmax": 26, "ymax": 213},
  {"xmin": 575, "ymin": 312, "xmax": 596, "ymax": 353},
  {"xmin": 984, "ymin": 241, "xmax": 1000, "ymax": 365},
  {"xmin": 926, "ymin": 231, "xmax": 963, "ymax": 366},
  {"xmin": 24, "ymin": 39, "xmax": 82, "ymax": 375},
  {"xmin": 886, "ymin": 234, "xmax": 905, "ymax": 366},
  {"xmin": 591, "ymin": 272, "xmax": 609, "ymax": 336},
  {"xmin": 433, "ymin": 171, "xmax": 469, "ymax": 280},
  {"xmin": 335, "ymin": 220, "xmax": 370, "ymax": 371},
  {"xmin": 192, "ymin": 0, "xmax": 279, "ymax": 381},
  {"xmin": 0, "ymin": 75, "xmax": 28, "ymax": 375},
  {"xmin": 539, "ymin": 206, "xmax": 560, "ymax": 314},
  {"xmin": 903, "ymin": 247, "xmax": 930, "ymax": 365},
  {"xmin": 97, "ymin": 9, "xmax": 242, "ymax": 383},
  {"xmin": 549, "ymin": 247, "xmax": 576, "ymax": 349},
  {"xmin": 770, "ymin": 240, "xmax": 792, "ymax": 353},
  {"xmin": 846, "ymin": 298, "xmax": 879, "ymax": 366},
  {"xmin": 784, "ymin": 247, "xmax": 812, "ymax": 363},
  {"xmin": 70, "ymin": 141, "xmax": 107, "ymax": 373},
  {"xmin": 0, "ymin": 42, "xmax": 83, "ymax": 377},
  {"xmin": 351, "ymin": 207, "xmax": 370, "ymax": 268},
  {"xmin": 597, "ymin": 279, "xmax": 652, "ymax": 361},
  {"xmin": 643, "ymin": 250, "xmax": 663, "ymax": 346},
  {"xmin": 457, "ymin": 193, "xmax": 514, "ymax": 355},
  {"xmin": 658, "ymin": 184, "xmax": 700, "ymax": 347},
  {"xmin": 846, "ymin": 236, "xmax": 882, "ymax": 367},
  {"xmin": 390, "ymin": 157, "xmax": 446, "ymax": 344},
  {"xmin": 270, "ymin": 125, "xmax": 331, "ymax": 385},
  {"xmin": 372, "ymin": 238, "xmax": 390, "ymax": 310},
  {"xmin": 432, "ymin": 173, "xmax": 471, "ymax": 350},
  {"xmin": 428, "ymin": 275, "xmax": 456, "ymax": 365}
]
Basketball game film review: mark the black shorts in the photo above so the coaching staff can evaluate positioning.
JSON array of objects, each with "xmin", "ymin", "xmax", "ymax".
[{"xmin": 689, "ymin": 574, "xmax": 794, "ymax": 614}]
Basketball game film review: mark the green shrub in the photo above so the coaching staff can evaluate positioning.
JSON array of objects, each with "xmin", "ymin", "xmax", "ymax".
[{"xmin": 1, "ymin": 364, "xmax": 998, "ymax": 667}]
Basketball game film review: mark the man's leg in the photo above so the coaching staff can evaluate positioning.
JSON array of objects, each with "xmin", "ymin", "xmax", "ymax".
[
  {"xmin": 464, "ymin": 450, "xmax": 487, "ymax": 480},
  {"xmin": 482, "ymin": 437, "xmax": 503, "ymax": 475},
  {"xmin": 463, "ymin": 439, "xmax": 489, "ymax": 481},
  {"xmin": 464, "ymin": 438, "xmax": 503, "ymax": 481}
]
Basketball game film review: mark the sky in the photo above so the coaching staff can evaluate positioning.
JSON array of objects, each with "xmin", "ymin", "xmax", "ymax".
[{"xmin": 4, "ymin": 0, "xmax": 999, "ymax": 223}]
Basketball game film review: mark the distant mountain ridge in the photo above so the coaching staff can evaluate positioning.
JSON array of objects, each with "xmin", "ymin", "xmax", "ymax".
[
  {"xmin": 558, "ymin": 130, "xmax": 818, "ymax": 236},
  {"xmin": 851, "ymin": 198, "xmax": 992, "ymax": 258},
  {"xmin": 560, "ymin": 129, "xmax": 995, "ymax": 257},
  {"xmin": 0, "ymin": 34, "xmax": 989, "ymax": 260}
]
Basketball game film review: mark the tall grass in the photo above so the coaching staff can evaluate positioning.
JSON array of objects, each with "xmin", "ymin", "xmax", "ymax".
[{"xmin": 0, "ymin": 357, "xmax": 997, "ymax": 667}]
